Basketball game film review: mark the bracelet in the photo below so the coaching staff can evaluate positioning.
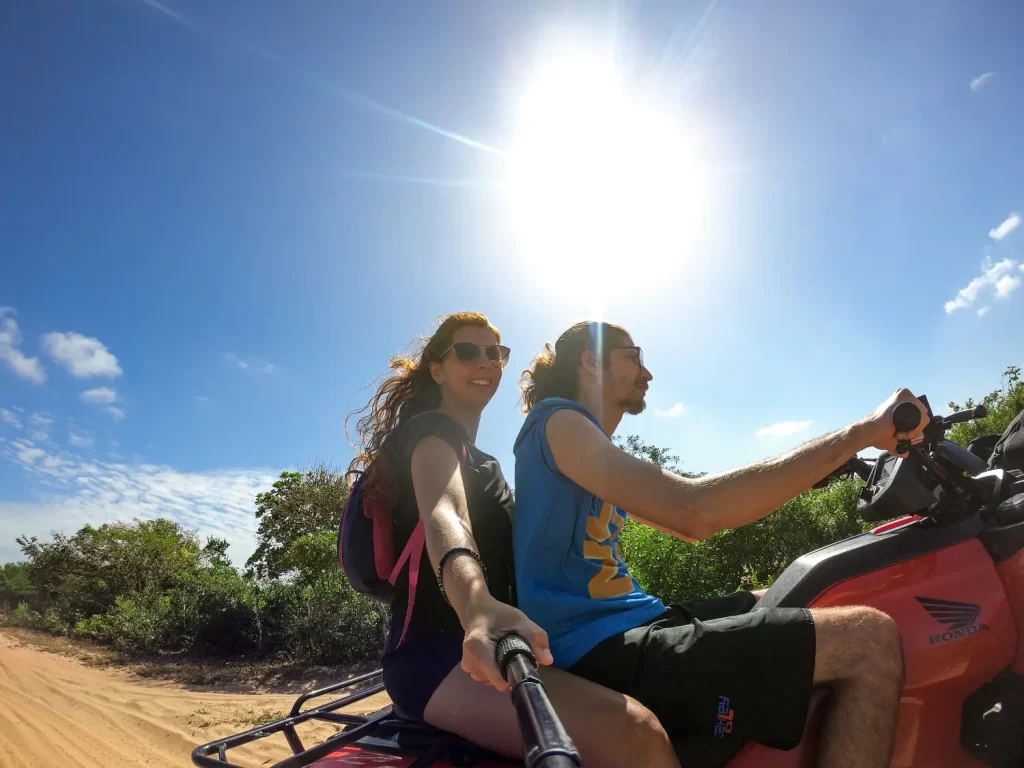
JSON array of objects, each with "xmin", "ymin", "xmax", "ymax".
[{"xmin": 436, "ymin": 547, "xmax": 488, "ymax": 606}]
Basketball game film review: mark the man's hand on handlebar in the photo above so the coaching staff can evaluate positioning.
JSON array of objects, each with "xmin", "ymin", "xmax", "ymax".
[
  {"xmin": 461, "ymin": 592, "xmax": 553, "ymax": 692},
  {"xmin": 859, "ymin": 388, "xmax": 930, "ymax": 458}
]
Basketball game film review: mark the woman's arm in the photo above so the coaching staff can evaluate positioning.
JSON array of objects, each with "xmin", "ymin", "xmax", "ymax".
[
  {"xmin": 410, "ymin": 436, "xmax": 490, "ymax": 618},
  {"xmin": 410, "ymin": 436, "xmax": 552, "ymax": 690}
]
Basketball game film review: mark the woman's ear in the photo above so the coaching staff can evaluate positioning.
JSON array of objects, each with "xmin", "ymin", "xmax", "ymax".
[{"xmin": 429, "ymin": 360, "xmax": 444, "ymax": 385}]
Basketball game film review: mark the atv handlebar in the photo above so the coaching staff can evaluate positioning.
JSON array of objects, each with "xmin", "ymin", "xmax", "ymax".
[
  {"xmin": 496, "ymin": 634, "xmax": 582, "ymax": 768},
  {"xmin": 893, "ymin": 401, "xmax": 923, "ymax": 434}
]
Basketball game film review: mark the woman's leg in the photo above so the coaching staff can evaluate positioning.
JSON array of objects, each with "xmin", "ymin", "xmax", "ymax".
[{"xmin": 423, "ymin": 664, "xmax": 679, "ymax": 768}]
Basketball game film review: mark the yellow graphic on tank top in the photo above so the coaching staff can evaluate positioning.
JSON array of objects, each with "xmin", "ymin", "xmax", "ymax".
[{"xmin": 585, "ymin": 501, "xmax": 633, "ymax": 599}]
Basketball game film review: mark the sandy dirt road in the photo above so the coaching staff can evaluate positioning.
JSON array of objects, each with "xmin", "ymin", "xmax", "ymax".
[{"xmin": 0, "ymin": 630, "xmax": 390, "ymax": 768}]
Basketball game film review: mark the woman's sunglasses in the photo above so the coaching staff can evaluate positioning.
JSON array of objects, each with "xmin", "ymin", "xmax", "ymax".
[{"xmin": 440, "ymin": 342, "xmax": 511, "ymax": 367}]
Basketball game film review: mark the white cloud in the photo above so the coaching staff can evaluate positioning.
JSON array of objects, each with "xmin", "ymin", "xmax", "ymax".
[
  {"xmin": 1, "ymin": 408, "xmax": 22, "ymax": 428},
  {"xmin": 29, "ymin": 412, "xmax": 54, "ymax": 427},
  {"xmin": 655, "ymin": 403, "xmax": 686, "ymax": 419},
  {"xmin": 989, "ymin": 213, "xmax": 1021, "ymax": 241},
  {"xmin": 80, "ymin": 387, "xmax": 118, "ymax": 404},
  {"xmin": 945, "ymin": 258, "xmax": 1020, "ymax": 313},
  {"xmin": 140, "ymin": 0, "xmax": 194, "ymax": 27},
  {"xmin": 79, "ymin": 387, "xmax": 126, "ymax": 420},
  {"xmin": 226, "ymin": 352, "xmax": 275, "ymax": 374},
  {"xmin": 0, "ymin": 308, "xmax": 46, "ymax": 384},
  {"xmin": 42, "ymin": 332, "xmax": 122, "ymax": 378},
  {"xmin": 195, "ymin": 395, "xmax": 211, "ymax": 403},
  {"xmin": 11, "ymin": 441, "xmax": 46, "ymax": 465},
  {"xmin": 995, "ymin": 274, "xmax": 1021, "ymax": 299},
  {"xmin": 68, "ymin": 430, "xmax": 93, "ymax": 448},
  {"xmin": 977, "ymin": 307, "xmax": 991, "ymax": 317},
  {"xmin": 757, "ymin": 420, "xmax": 813, "ymax": 438},
  {"xmin": 970, "ymin": 72, "xmax": 996, "ymax": 92},
  {"xmin": 30, "ymin": 430, "xmax": 49, "ymax": 442},
  {"xmin": 0, "ymin": 442, "xmax": 275, "ymax": 566}
]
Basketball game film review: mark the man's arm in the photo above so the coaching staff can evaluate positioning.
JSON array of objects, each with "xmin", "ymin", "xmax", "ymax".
[{"xmin": 545, "ymin": 389, "xmax": 927, "ymax": 541}]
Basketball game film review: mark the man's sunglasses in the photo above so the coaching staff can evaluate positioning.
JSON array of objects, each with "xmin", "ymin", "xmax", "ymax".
[
  {"xmin": 612, "ymin": 345, "xmax": 644, "ymax": 369},
  {"xmin": 440, "ymin": 342, "xmax": 511, "ymax": 366}
]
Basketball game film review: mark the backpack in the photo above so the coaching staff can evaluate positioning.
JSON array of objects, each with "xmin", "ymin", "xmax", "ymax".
[
  {"xmin": 989, "ymin": 408, "xmax": 1024, "ymax": 472},
  {"xmin": 338, "ymin": 428, "xmax": 468, "ymax": 649}
]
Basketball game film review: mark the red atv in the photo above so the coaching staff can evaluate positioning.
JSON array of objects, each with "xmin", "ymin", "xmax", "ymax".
[{"xmin": 193, "ymin": 398, "xmax": 1024, "ymax": 768}]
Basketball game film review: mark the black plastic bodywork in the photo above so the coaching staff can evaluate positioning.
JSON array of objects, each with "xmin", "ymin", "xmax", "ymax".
[
  {"xmin": 979, "ymin": 517, "xmax": 1024, "ymax": 563},
  {"xmin": 960, "ymin": 668, "xmax": 1024, "ymax": 767},
  {"xmin": 856, "ymin": 453, "xmax": 941, "ymax": 523},
  {"xmin": 935, "ymin": 440, "xmax": 989, "ymax": 476}
]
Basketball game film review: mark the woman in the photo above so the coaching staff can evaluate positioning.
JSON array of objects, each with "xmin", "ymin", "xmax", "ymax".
[{"xmin": 346, "ymin": 311, "xmax": 678, "ymax": 767}]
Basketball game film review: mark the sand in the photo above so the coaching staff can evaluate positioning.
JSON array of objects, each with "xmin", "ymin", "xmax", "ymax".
[{"xmin": 0, "ymin": 630, "xmax": 391, "ymax": 768}]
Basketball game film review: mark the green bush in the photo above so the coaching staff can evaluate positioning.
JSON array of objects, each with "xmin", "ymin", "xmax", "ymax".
[
  {"xmin": 0, "ymin": 603, "xmax": 67, "ymax": 635},
  {"xmin": 73, "ymin": 594, "xmax": 171, "ymax": 653},
  {"xmin": 280, "ymin": 578, "xmax": 383, "ymax": 665},
  {"xmin": 3, "ymin": 603, "xmax": 41, "ymax": 629},
  {"xmin": 165, "ymin": 566, "xmax": 258, "ymax": 656}
]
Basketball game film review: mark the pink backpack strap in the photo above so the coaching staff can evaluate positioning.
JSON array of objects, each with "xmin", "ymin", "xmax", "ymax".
[
  {"xmin": 385, "ymin": 437, "xmax": 468, "ymax": 649},
  {"xmin": 388, "ymin": 520, "xmax": 425, "ymax": 648}
]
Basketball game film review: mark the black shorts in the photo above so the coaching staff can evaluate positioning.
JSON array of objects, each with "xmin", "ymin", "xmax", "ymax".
[
  {"xmin": 569, "ymin": 591, "xmax": 816, "ymax": 754},
  {"xmin": 382, "ymin": 630, "xmax": 462, "ymax": 721}
]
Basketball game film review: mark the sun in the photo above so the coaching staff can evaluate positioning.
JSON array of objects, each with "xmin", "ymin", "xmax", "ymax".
[{"xmin": 504, "ymin": 46, "xmax": 711, "ymax": 301}]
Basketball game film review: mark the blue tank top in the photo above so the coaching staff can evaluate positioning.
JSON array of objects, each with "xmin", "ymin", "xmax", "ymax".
[{"xmin": 513, "ymin": 398, "xmax": 666, "ymax": 668}]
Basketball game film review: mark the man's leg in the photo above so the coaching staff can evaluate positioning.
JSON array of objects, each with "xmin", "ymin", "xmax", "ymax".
[{"xmin": 811, "ymin": 606, "xmax": 904, "ymax": 768}]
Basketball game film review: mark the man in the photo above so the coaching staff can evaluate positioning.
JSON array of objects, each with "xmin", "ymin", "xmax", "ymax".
[{"xmin": 511, "ymin": 321, "xmax": 923, "ymax": 768}]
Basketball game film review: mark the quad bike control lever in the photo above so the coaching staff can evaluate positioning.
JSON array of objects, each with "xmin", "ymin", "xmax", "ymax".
[{"xmin": 496, "ymin": 634, "xmax": 581, "ymax": 768}]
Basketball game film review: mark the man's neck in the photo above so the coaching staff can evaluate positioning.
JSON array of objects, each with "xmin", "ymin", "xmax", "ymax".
[
  {"xmin": 576, "ymin": 389, "xmax": 626, "ymax": 437},
  {"xmin": 437, "ymin": 400, "xmax": 482, "ymax": 443}
]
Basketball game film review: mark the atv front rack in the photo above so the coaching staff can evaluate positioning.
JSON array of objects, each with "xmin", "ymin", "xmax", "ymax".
[{"xmin": 191, "ymin": 668, "xmax": 514, "ymax": 768}]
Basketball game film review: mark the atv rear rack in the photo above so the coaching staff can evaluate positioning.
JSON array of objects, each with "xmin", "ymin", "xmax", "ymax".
[{"xmin": 191, "ymin": 667, "xmax": 515, "ymax": 768}]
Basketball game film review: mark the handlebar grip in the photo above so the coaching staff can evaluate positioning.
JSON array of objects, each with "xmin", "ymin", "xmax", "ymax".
[
  {"xmin": 893, "ymin": 401, "xmax": 922, "ymax": 433},
  {"xmin": 496, "ymin": 633, "xmax": 536, "ymax": 681}
]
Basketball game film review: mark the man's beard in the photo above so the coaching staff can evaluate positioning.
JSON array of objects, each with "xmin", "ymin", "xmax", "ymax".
[{"xmin": 621, "ymin": 390, "xmax": 647, "ymax": 416}]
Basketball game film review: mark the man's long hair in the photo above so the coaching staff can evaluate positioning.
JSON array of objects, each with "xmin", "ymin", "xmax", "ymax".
[{"xmin": 520, "ymin": 321, "xmax": 628, "ymax": 413}]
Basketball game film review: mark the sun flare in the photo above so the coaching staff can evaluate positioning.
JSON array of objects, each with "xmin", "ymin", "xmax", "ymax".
[{"xmin": 505, "ymin": 47, "xmax": 710, "ymax": 300}]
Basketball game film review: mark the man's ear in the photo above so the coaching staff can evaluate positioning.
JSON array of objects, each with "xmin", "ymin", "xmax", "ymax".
[{"xmin": 580, "ymin": 349, "xmax": 598, "ymax": 377}]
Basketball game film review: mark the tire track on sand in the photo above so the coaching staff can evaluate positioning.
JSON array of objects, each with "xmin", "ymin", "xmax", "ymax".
[{"xmin": 0, "ymin": 631, "xmax": 391, "ymax": 767}]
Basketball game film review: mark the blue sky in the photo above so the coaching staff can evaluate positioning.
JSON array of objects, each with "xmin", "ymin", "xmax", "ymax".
[{"xmin": 2, "ymin": 0, "xmax": 1023, "ymax": 565}]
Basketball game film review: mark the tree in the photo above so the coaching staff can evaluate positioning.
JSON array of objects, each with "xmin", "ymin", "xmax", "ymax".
[
  {"xmin": 947, "ymin": 366, "xmax": 1023, "ymax": 448},
  {"xmin": 612, "ymin": 435, "xmax": 703, "ymax": 477},
  {"xmin": 246, "ymin": 463, "xmax": 349, "ymax": 580},
  {"xmin": 16, "ymin": 519, "xmax": 205, "ymax": 628},
  {"xmin": 615, "ymin": 435, "xmax": 862, "ymax": 604},
  {"xmin": 0, "ymin": 562, "xmax": 35, "ymax": 610}
]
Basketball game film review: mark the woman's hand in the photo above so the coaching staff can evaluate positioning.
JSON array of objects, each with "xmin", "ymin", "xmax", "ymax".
[{"xmin": 460, "ymin": 591, "xmax": 553, "ymax": 692}]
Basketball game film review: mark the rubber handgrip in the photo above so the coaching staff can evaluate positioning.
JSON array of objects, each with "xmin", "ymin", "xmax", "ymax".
[
  {"xmin": 893, "ymin": 401, "xmax": 922, "ymax": 433},
  {"xmin": 496, "ymin": 634, "xmax": 536, "ymax": 681}
]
